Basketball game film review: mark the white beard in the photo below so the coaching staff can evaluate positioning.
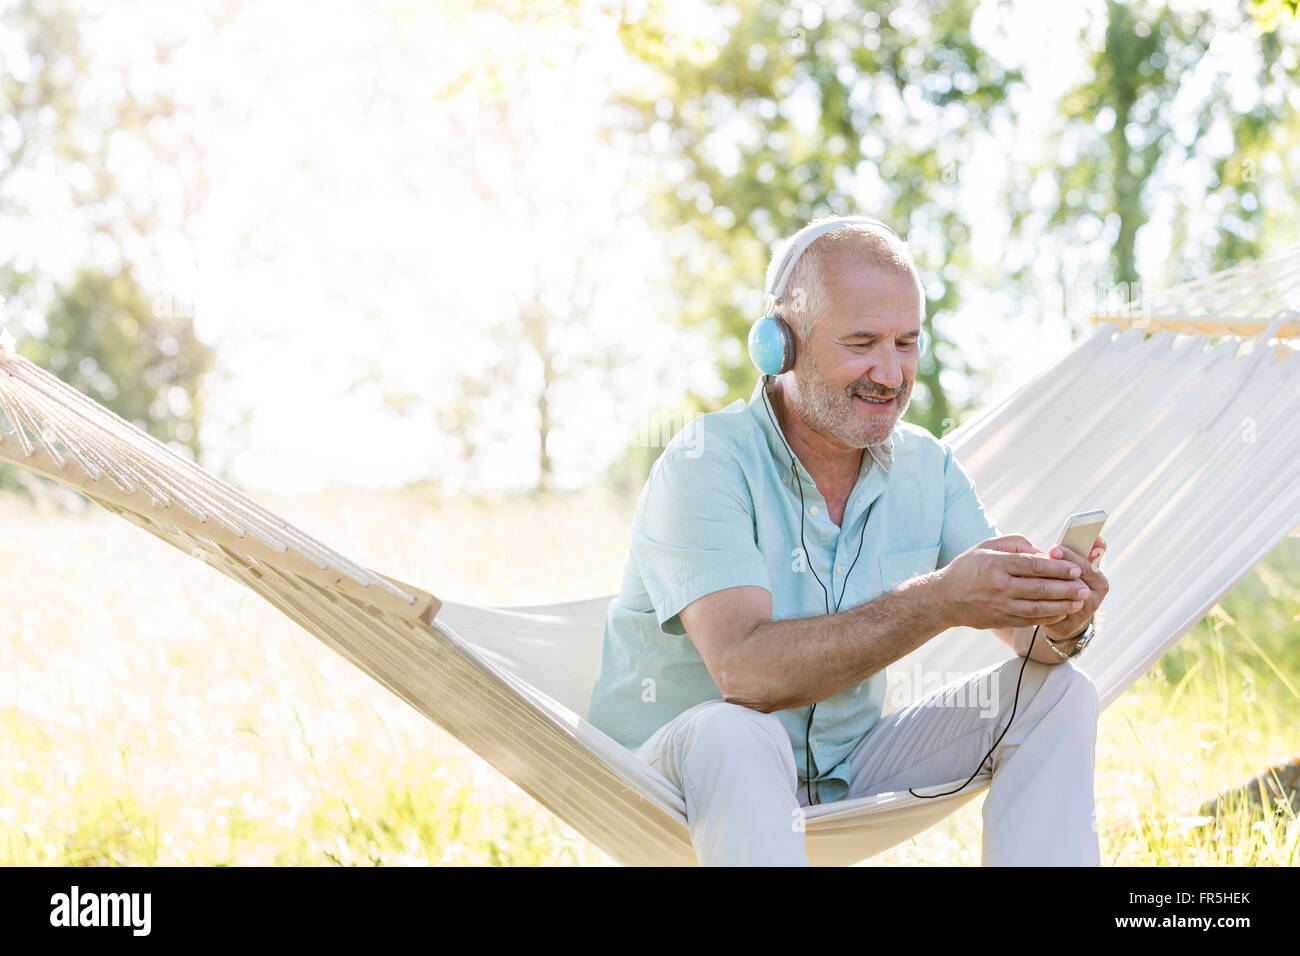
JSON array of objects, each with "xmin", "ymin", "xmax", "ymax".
[{"xmin": 789, "ymin": 346, "xmax": 910, "ymax": 454}]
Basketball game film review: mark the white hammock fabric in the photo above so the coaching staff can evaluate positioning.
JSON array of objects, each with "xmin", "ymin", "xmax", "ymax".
[{"xmin": 3, "ymin": 247, "xmax": 1300, "ymax": 866}]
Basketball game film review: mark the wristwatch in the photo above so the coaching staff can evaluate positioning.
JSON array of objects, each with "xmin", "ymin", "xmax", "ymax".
[{"xmin": 1043, "ymin": 618, "xmax": 1095, "ymax": 660}]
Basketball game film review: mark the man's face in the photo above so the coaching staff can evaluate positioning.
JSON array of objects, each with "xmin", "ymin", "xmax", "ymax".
[{"xmin": 788, "ymin": 252, "xmax": 923, "ymax": 449}]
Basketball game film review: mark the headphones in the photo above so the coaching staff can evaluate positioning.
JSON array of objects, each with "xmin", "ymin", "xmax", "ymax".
[{"xmin": 747, "ymin": 215, "xmax": 929, "ymax": 376}]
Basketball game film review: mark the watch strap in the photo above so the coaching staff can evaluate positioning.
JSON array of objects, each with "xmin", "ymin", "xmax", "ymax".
[{"xmin": 1043, "ymin": 618, "xmax": 1094, "ymax": 659}]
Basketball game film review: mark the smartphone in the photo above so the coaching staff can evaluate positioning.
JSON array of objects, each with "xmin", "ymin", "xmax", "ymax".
[{"xmin": 1055, "ymin": 509, "xmax": 1108, "ymax": 563}]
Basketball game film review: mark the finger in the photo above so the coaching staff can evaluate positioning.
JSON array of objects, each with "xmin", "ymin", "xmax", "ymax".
[
  {"xmin": 1003, "ymin": 552, "xmax": 1083, "ymax": 579},
  {"xmin": 1079, "ymin": 570, "xmax": 1107, "ymax": 606},
  {"xmin": 1006, "ymin": 599, "xmax": 1080, "ymax": 623},
  {"xmin": 1050, "ymin": 544, "xmax": 1088, "ymax": 564},
  {"xmin": 1006, "ymin": 576, "xmax": 1091, "ymax": 604},
  {"xmin": 1003, "ymin": 616, "xmax": 1072, "ymax": 632},
  {"xmin": 1004, "ymin": 615, "xmax": 1072, "ymax": 630},
  {"xmin": 1065, "ymin": 552, "xmax": 1107, "ymax": 590},
  {"xmin": 1050, "ymin": 544, "xmax": 1105, "ymax": 582},
  {"xmin": 982, "ymin": 534, "xmax": 1042, "ymax": 555}
]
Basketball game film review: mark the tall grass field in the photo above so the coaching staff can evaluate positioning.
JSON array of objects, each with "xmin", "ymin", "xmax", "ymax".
[{"xmin": 1, "ymin": 484, "xmax": 1297, "ymax": 865}]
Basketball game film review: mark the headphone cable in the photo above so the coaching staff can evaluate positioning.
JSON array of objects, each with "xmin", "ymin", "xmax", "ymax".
[
  {"xmin": 761, "ymin": 376, "xmax": 1043, "ymax": 806},
  {"xmin": 908, "ymin": 626, "xmax": 1039, "ymax": 798},
  {"xmin": 761, "ymin": 378, "xmax": 874, "ymax": 806}
]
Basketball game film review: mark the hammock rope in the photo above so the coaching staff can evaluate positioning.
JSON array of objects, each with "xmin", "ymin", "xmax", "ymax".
[{"xmin": 3, "ymin": 245, "xmax": 1300, "ymax": 866}]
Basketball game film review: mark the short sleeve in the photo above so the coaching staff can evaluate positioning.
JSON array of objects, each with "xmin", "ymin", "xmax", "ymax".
[
  {"xmin": 937, "ymin": 441, "xmax": 1000, "ymax": 568},
  {"xmin": 631, "ymin": 447, "xmax": 773, "ymax": 635}
]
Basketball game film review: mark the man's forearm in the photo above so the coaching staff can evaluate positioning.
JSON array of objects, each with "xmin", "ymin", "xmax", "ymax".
[{"xmin": 719, "ymin": 571, "xmax": 952, "ymax": 713}]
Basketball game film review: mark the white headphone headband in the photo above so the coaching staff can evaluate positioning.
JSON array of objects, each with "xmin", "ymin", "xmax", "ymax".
[{"xmin": 765, "ymin": 216, "xmax": 901, "ymax": 315}]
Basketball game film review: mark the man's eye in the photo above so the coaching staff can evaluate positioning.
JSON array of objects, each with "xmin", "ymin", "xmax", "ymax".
[{"xmin": 845, "ymin": 341, "xmax": 917, "ymax": 351}]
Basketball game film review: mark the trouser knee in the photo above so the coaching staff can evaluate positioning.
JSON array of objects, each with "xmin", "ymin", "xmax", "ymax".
[
  {"xmin": 1041, "ymin": 660, "xmax": 1100, "ymax": 722},
  {"xmin": 679, "ymin": 701, "xmax": 797, "ymax": 779}
]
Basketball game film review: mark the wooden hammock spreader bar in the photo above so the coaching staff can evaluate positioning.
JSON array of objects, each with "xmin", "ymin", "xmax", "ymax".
[{"xmin": 1090, "ymin": 241, "xmax": 1300, "ymax": 347}]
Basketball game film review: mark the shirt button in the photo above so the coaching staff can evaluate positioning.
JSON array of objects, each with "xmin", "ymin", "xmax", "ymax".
[
  {"xmin": 810, "ymin": 505, "xmax": 819, "ymax": 515},
  {"xmin": 813, "ymin": 741, "xmax": 821, "ymax": 751},
  {"xmin": 835, "ymin": 564, "xmax": 843, "ymax": 574}
]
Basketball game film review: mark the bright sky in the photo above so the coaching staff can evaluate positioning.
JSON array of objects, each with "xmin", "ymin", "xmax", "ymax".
[
  {"xmin": 149, "ymin": 0, "xmax": 691, "ymax": 495},
  {"xmin": 3, "ymin": 0, "xmax": 1295, "ymax": 494}
]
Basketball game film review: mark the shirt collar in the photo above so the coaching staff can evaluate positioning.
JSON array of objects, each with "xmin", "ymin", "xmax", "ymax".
[{"xmin": 747, "ymin": 376, "xmax": 895, "ymax": 490}]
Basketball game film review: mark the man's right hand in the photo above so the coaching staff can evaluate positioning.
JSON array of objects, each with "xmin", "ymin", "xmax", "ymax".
[{"xmin": 933, "ymin": 534, "xmax": 1087, "ymax": 631}]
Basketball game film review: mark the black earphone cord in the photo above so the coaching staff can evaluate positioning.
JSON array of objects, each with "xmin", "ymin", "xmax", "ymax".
[
  {"xmin": 760, "ymin": 380, "xmax": 1037, "ymax": 806},
  {"xmin": 761, "ymin": 383, "xmax": 864, "ymax": 806},
  {"xmin": 908, "ymin": 626, "xmax": 1039, "ymax": 799}
]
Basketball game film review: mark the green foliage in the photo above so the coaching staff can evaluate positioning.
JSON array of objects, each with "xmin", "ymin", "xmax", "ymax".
[
  {"xmin": 1042, "ymin": 0, "xmax": 1300, "ymax": 289},
  {"xmin": 0, "ymin": 0, "xmax": 214, "ymax": 496},
  {"xmin": 610, "ymin": 0, "xmax": 1300, "ymax": 506},
  {"xmin": 609, "ymin": 0, "xmax": 1026, "ymax": 493},
  {"xmin": 0, "ymin": 0, "xmax": 192, "ymax": 248},
  {"xmin": 1092, "ymin": 538, "xmax": 1300, "ymax": 865},
  {"xmin": 1251, "ymin": 0, "xmax": 1300, "ymax": 32},
  {"xmin": 10, "ymin": 267, "xmax": 212, "ymax": 460},
  {"xmin": 2, "ymin": 264, "xmax": 213, "ymax": 498},
  {"xmin": 1050, "ymin": 2, "xmax": 1199, "ymax": 285}
]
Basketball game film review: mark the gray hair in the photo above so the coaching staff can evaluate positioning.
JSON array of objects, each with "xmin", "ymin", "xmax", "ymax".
[{"xmin": 768, "ymin": 217, "xmax": 924, "ymax": 342}]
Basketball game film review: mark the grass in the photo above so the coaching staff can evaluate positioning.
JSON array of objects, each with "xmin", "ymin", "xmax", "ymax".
[{"xmin": 1, "ymin": 484, "xmax": 1297, "ymax": 865}]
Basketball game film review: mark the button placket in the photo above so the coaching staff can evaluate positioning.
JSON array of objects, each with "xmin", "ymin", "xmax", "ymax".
[{"xmin": 833, "ymin": 479, "xmax": 883, "ymax": 600}]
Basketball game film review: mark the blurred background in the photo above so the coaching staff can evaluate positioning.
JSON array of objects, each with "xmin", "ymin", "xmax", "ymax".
[{"xmin": 1, "ymin": 0, "xmax": 1298, "ymax": 866}]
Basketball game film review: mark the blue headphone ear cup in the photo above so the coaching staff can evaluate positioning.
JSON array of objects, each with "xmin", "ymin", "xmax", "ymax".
[
  {"xmin": 918, "ymin": 327, "xmax": 930, "ymax": 356},
  {"xmin": 748, "ymin": 315, "xmax": 795, "ymax": 376}
]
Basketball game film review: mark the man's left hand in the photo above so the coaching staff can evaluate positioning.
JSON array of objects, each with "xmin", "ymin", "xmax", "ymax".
[{"xmin": 1043, "ymin": 535, "xmax": 1108, "ymax": 641}]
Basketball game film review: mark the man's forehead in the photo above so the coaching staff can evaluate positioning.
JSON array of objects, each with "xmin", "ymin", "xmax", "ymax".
[{"xmin": 824, "ymin": 291, "xmax": 923, "ymax": 335}]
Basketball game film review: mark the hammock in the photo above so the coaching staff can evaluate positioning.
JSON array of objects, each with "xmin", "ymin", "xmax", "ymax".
[{"xmin": 2, "ymin": 247, "xmax": 1300, "ymax": 866}]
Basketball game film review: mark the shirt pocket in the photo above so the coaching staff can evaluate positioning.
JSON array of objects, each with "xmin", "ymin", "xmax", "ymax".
[{"xmin": 878, "ymin": 545, "xmax": 942, "ymax": 593}]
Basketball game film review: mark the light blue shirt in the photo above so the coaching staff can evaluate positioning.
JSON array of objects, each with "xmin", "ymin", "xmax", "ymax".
[{"xmin": 588, "ymin": 377, "xmax": 1001, "ymax": 804}]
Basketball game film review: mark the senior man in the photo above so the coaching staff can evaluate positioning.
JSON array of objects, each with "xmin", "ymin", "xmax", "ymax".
[{"xmin": 588, "ymin": 216, "xmax": 1109, "ymax": 866}]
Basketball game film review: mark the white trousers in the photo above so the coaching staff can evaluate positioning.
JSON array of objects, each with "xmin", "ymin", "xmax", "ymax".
[{"xmin": 634, "ymin": 655, "xmax": 1101, "ymax": 866}]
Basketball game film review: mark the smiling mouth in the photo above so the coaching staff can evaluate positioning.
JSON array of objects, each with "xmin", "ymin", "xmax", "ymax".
[{"xmin": 853, "ymin": 394, "xmax": 895, "ymax": 406}]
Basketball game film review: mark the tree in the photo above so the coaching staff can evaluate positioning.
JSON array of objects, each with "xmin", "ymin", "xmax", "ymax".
[
  {"xmin": 17, "ymin": 267, "xmax": 213, "ymax": 457},
  {"xmin": 431, "ymin": 5, "xmax": 649, "ymax": 494},
  {"xmin": 1035, "ymin": 0, "xmax": 1300, "ymax": 306},
  {"xmin": 0, "ymin": 0, "xmax": 216, "ymax": 494},
  {"xmin": 607, "ymin": 0, "xmax": 1025, "ymax": 444},
  {"xmin": 1251, "ymin": 0, "xmax": 1300, "ymax": 32}
]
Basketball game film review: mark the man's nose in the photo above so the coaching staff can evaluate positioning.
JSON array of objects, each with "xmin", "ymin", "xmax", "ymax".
[{"xmin": 869, "ymin": 347, "xmax": 905, "ymax": 390}]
